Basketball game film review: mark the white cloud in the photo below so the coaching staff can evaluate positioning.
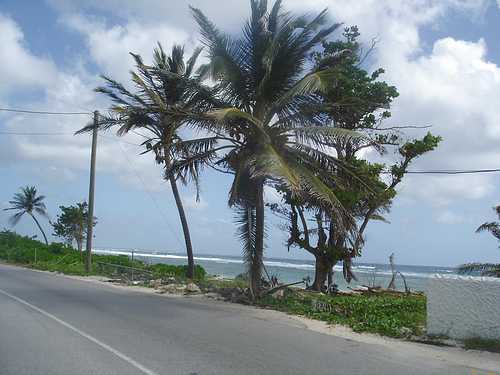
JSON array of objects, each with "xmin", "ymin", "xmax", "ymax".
[
  {"xmin": 64, "ymin": 15, "xmax": 190, "ymax": 82},
  {"xmin": 0, "ymin": 14, "xmax": 58, "ymax": 93},
  {"xmin": 385, "ymin": 37, "xmax": 500, "ymax": 205},
  {"xmin": 49, "ymin": 0, "xmax": 248, "ymax": 34}
]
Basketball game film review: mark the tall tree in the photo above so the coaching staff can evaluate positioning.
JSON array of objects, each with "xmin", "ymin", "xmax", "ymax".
[
  {"xmin": 170, "ymin": 1, "xmax": 363, "ymax": 296},
  {"xmin": 4, "ymin": 186, "xmax": 49, "ymax": 245},
  {"xmin": 458, "ymin": 205, "xmax": 500, "ymax": 277},
  {"xmin": 79, "ymin": 44, "xmax": 211, "ymax": 279},
  {"xmin": 51, "ymin": 202, "xmax": 97, "ymax": 254},
  {"xmin": 270, "ymin": 27, "xmax": 441, "ymax": 291}
]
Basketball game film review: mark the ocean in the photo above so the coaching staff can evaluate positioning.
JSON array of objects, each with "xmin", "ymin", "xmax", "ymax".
[{"xmin": 94, "ymin": 248, "xmax": 459, "ymax": 292}]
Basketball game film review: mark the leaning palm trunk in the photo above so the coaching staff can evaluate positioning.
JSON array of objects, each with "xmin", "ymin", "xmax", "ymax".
[
  {"xmin": 30, "ymin": 213, "xmax": 48, "ymax": 245},
  {"xmin": 169, "ymin": 176, "xmax": 195, "ymax": 279}
]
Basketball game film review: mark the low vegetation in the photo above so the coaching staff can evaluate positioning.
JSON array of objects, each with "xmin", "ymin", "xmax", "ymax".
[
  {"xmin": 463, "ymin": 338, "xmax": 500, "ymax": 353},
  {"xmin": 0, "ymin": 231, "xmax": 205, "ymax": 281},
  {"xmin": 258, "ymin": 291, "xmax": 426, "ymax": 338}
]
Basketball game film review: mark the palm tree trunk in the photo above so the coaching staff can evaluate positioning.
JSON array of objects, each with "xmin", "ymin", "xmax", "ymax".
[
  {"xmin": 30, "ymin": 213, "xmax": 48, "ymax": 245},
  {"xmin": 169, "ymin": 176, "xmax": 195, "ymax": 279},
  {"xmin": 252, "ymin": 180, "xmax": 265, "ymax": 297}
]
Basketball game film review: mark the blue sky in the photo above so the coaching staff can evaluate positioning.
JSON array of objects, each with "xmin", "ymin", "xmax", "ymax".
[{"xmin": 1, "ymin": 0, "xmax": 500, "ymax": 267}]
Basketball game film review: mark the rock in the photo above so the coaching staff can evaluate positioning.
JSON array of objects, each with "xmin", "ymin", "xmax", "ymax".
[
  {"xmin": 186, "ymin": 283, "xmax": 201, "ymax": 294},
  {"xmin": 204, "ymin": 292, "xmax": 219, "ymax": 299},
  {"xmin": 150, "ymin": 279, "xmax": 163, "ymax": 288},
  {"xmin": 161, "ymin": 284, "xmax": 186, "ymax": 294},
  {"xmin": 399, "ymin": 327, "xmax": 413, "ymax": 337},
  {"xmin": 271, "ymin": 289, "xmax": 285, "ymax": 300}
]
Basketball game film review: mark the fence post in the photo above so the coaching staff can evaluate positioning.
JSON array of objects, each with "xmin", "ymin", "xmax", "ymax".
[{"xmin": 131, "ymin": 250, "xmax": 134, "ymax": 282}]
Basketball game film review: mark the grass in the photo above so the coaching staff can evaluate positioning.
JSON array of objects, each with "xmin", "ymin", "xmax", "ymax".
[
  {"xmin": 0, "ymin": 230, "xmax": 205, "ymax": 281},
  {"xmin": 463, "ymin": 338, "xmax": 500, "ymax": 353},
  {"xmin": 198, "ymin": 276, "xmax": 248, "ymax": 290},
  {"xmin": 258, "ymin": 291, "xmax": 426, "ymax": 338}
]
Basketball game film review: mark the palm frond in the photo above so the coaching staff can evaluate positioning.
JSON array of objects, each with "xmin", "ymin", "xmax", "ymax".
[
  {"xmin": 290, "ymin": 126, "xmax": 368, "ymax": 147},
  {"xmin": 253, "ymin": 143, "xmax": 301, "ymax": 189},
  {"xmin": 185, "ymin": 46, "xmax": 203, "ymax": 78},
  {"xmin": 294, "ymin": 164, "xmax": 345, "ymax": 213},
  {"xmin": 274, "ymin": 68, "xmax": 338, "ymax": 108},
  {"xmin": 235, "ymin": 202, "xmax": 258, "ymax": 278},
  {"xmin": 476, "ymin": 222, "xmax": 500, "ymax": 240},
  {"xmin": 191, "ymin": 6, "xmax": 250, "ymax": 107},
  {"xmin": 228, "ymin": 162, "xmax": 248, "ymax": 207},
  {"xmin": 8, "ymin": 211, "xmax": 25, "ymax": 226},
  {"xmin": 208, "ymin": 107, "xmax": 263, "ymax": 128},
  {"xmin": 34, "ymin": 206, "xmax": 49, "ymax": 218}
]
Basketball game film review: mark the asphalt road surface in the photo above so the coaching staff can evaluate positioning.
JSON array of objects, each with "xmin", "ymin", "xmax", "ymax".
[{"xmin": 0, "ymin": 263, "xmax": 498, "ymax": 375}]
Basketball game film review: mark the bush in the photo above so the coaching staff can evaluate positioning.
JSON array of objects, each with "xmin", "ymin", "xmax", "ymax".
[
  {"xmin": 0, "ymin": 231, "xmax": 206, "ymax": 281},
  {"xmin": 259, "ymin": 292, "xmax": 426, "ymax": 338},
  {"xmin": 0, "ymin": 230, "xmax": 73, "ymax": 264},
  {"xmin": 148, "ymin": 263, "xmax": 206, "ymax": 281},
  {"xmin": 464, "ymin": 338, "xmax": 500, "ymax": 353}
]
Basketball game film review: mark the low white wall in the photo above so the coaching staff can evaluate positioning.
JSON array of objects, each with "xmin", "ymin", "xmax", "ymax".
[{"xmin": 426, "ymin": 275, "xmax": 500, "ymax": 340}]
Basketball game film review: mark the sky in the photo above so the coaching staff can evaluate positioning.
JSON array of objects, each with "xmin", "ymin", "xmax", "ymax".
[{"xmin": 1, "ymin": 0, "xmax": 500, "ymax": 267}]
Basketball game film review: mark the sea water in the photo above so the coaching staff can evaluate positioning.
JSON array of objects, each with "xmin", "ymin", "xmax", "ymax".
[{"xmin": 93, "ymin": 248, "xmax": 458, "ymax": 292}]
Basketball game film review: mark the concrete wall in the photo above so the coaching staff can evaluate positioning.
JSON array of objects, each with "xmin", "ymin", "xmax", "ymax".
[{"xmin": 426, "ymin": 275, "xmax": 500, "ymax": 340}]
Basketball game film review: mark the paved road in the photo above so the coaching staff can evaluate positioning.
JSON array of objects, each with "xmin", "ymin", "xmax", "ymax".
[{"xmin": 0, "ymin": 263, "xmax": 497, "ymax": 375}]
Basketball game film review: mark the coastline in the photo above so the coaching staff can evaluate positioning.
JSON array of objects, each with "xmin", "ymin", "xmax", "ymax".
[{"xmin": 93, "ymin": 248, "xmax": 458, "ymax": 292}]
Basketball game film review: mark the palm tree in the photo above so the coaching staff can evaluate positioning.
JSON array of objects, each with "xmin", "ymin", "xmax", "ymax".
[
  {"xmin": 458, "ymin": 205, "xmax": 500, "ymax": 277},
  {"xmin": 79, "ymin": 44, "xmax": 212, "ymax": 279},
  {"xmin": 170, "ymin": 0, "xmax": 362, "ymax": 296},
  {"xmin": 4, "ymin": 186, "xmax": 49, "ymax": 245}
]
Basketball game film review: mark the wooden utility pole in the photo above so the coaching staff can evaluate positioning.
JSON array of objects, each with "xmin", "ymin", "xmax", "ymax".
[{"xmin": 85, "ymin": 110, "xmax": 99, "ymax": 273}]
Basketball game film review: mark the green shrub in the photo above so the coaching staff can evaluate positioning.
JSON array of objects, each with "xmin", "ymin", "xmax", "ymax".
[
  {"xmin": 259, "ymin": 292, "xmax": 426, "ymax": 338},
  {"xmin": 0, "ymin": 231, "xmax": 206, "ymax": 281},
  {"xmin": 148, "ymin": 263, "xmax": 206, "ymax": 280},
  {"xmin": 464, "ymin": 338, "xmax": 500, "ymax": 353}
]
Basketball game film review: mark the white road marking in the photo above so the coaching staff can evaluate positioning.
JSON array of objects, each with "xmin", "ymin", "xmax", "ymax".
[{"xmin": 0, "ymin": 287, "xmax": 159, "ymax": 375}]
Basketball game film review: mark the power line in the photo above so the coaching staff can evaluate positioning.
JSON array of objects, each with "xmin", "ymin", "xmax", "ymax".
[
  {"xmin": 389, "ymin": 169, "xmax": 500, "ymax": 175},
  {"xmin": 0, "ymin": 130, "xmax": 142, "ymax": 146},
  {"xmin": 0, "ymin": 131, "xmax": 71, "ymax": 135},
  {"xmin": 0, "ymin": 107, "xmax": 91, "ymax": 115},
  {"xmin": 100, "ymin": 134, "xmax": 141, "ymax": 146}
]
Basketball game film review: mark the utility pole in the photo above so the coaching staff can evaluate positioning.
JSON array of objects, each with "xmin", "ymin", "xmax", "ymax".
[{"xmin": 85, "ymin": 110, "xmax": 99, "ymax": 273}]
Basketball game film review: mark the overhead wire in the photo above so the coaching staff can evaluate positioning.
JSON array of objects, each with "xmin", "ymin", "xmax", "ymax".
[
  {"xmin": 2, "ymin": 107, "xmax": 500, "ymax": 176},
  {"xmin": 0, "ymin": 107, "xmax": 91, "ymax": 115}
]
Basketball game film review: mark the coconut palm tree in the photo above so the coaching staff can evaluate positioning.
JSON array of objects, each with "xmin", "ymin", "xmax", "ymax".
[
  {"xmin": 79, "ymin": 44, "xmax": 214, "ymax": 279},
  {"xmin": 4, "ymin": 186, "xmax": 49, "ymax": 245},
  {"xmin": 169, "ymin": 0, "xmax": 363, "ymax": 296},
  {"xmin": 458, "ymin": 205, "xmax": 500, "ymax": 277}
]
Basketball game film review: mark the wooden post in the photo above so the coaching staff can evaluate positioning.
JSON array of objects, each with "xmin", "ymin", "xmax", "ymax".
[{"xmin": 85, "ymin": 110, "xmax": 99, "ymax": 273}]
